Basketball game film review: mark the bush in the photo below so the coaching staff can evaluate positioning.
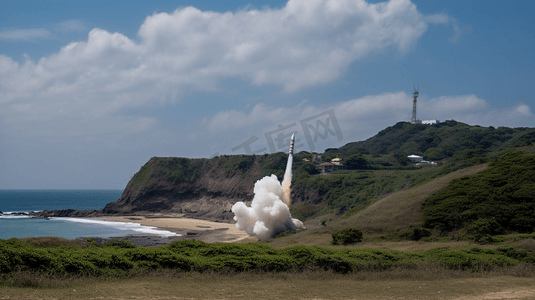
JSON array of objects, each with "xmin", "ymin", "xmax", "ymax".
[
  {"xmin": 467, "ymin": 218, "xmax": 504, "ymax": 236},
  {"xmin": 331, "ymin": 228, "xmax": 363, "ymax": 245},
  {"xmin": 466, "ymin": 218, "xmax": 505, "ymax": 244},
  {"xmin": 411, "ymin": 228, "xmax": 432, "ymax": 241},
  {"xmin": 2, "ymin": 239, "xmax": 535, "ymax": 278},
  {"xmin": 103, "ymin": 239, "xmax": 136, "ymax": 248}
]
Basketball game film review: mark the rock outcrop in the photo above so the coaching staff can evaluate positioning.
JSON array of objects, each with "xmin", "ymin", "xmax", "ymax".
[{"xmin": 101, "ymin": 156, "xmax": 262, "ymax": 222}]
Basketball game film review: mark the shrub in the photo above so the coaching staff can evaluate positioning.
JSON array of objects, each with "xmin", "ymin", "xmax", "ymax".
[
  {"xmin": 467, "ymin": 218, "xmax": 505, "ymax": 244},
  {"xmin": 331, "ymin": 228, "xmax": 363, "ymax": 245},
  {"xmin": 411, "ymin": 228, "xmax": 432, "ymax": 241},
  {"xmin": 275, "ymin": 231, "xmax": 296, "ymax": 239},
  {"xmin": 103, "ymin": 239, "xmax": 136, "ymax": 248}
]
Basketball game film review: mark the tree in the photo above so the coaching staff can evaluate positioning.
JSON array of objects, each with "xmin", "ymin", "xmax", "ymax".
[{"xmin": 345, "ymin": 155, "xmax": 369, "ymax": 170}]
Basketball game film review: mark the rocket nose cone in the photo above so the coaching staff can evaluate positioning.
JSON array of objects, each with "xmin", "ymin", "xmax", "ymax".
[{"xmin": 291, "ymin": 133, "xmax": 295, "ymax": 141}]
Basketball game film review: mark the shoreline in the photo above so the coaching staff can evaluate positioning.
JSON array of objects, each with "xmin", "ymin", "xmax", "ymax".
[
  {"xmin": 1, "ymin": 212, "xmax": 256, "ymax": 245},
  {"xmin": 91, "ymin": 216, "xmax": 254, "ymax": 245}
]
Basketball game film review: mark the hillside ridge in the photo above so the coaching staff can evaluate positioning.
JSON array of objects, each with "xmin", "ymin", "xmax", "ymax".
[{"xmin": 35, "ymin": 122, "xmax": 535, "ymax": 223}]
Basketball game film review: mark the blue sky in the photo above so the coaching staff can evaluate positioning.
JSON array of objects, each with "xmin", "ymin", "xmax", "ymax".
[{"xmin": 0, "ymin": 0, "xmax": 534, "ymax": 189}]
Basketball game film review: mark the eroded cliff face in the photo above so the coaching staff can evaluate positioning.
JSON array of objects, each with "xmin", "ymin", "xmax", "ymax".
[{"xmin": 101, "ymin": 156, "xmax": 262, "ymax": 222}]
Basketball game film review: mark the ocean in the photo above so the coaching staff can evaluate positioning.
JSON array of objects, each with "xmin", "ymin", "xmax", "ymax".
[{"xmin": 0, "ymin": 190, "xmax": 179, "ymax": 239}]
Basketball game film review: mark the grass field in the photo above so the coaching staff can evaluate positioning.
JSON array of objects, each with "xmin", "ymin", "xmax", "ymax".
[{"xmin": 1, "ymin": 270, "xmax": 535, "ymax": 299}]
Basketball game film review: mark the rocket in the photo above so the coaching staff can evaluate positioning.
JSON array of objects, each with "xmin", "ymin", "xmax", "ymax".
[
  {"xmin": 289, "ymin": 133, "xmax": 295, "ymax": 155},
  {"xmin": 281, "ymin": 134, "xmax": 294, "ymax": 207}
]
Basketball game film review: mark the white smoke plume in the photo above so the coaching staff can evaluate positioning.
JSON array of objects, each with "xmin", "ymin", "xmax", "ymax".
[
  {"xmin": 281, "ymin": 153, "xmax": 293, "ymax": 207},
  {"xmin": 232, "ymin": 174, "xmax": 305, "ymax": 241}
]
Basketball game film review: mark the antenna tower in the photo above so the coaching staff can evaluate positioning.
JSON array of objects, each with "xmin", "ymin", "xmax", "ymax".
[{"xmin": 411, "ymin": 85, "xmax": 420, "ymax": 124}]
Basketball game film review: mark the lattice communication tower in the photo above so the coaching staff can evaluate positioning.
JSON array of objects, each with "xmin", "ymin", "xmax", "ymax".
[{"xmin": 411, "ymin": 85, "xmax": 420, "ymax": 124}]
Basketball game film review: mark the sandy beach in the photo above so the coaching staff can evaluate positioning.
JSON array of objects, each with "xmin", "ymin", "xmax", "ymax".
[{"xmin": 94, "ymin": 216, "xmax": 254, "ymax": 244}]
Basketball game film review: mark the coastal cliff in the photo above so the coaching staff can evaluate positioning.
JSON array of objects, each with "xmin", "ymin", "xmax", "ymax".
[
  {"xmin": 102, "ymin": 156, "xmax": 260, "ymax": 221},
  {"xmin": 100, "ymin": 154, "xmax": 324, "ymax": 222}
]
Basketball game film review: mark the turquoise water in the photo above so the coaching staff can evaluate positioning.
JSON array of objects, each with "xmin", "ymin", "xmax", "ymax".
[
  {"xmin": 0, "ymin": 189, "xmax": 122, "ymax": 212},
  {"xmin": 0, "ymin": 190, "xmax": 180, "ymax": 239}
]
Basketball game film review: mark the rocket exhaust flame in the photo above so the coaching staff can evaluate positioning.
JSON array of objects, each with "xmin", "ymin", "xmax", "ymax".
[{"xmin": 232, "ymin": 133, "xmax": 304, "ymax": 241}]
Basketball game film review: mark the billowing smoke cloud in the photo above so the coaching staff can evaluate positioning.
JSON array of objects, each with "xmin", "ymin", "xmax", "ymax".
[{"xmin": 232, "ymin": 174, "xmax": 304, "ymax": 241}]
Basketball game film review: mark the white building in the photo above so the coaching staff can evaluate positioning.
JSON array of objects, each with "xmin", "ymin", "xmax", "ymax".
[
  {"xmin": 408, "ymin": 154, "xmax": 435, "ymax": 165},
  {"xmin": 407, "ymin": 155, "xmax": 423, "ymax": 163},
  {"xmin": 421, "ymin": 120, "xmax": 439, "ymax": 125},
  {"xmin": 331, "ymin": 158, "xmax": 342, "ymax": 165}
]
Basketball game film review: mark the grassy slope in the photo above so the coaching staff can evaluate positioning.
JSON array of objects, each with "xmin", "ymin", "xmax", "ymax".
[
  {"xmin": 345, "ymin": 164, "xmax": 490, "ymax": 233},
  {"xmin": 267, "ymin": 164, "xmax": 489, "ymax": 248},
  {"xmin": 290, "ymin": 161, "xmax": 486, "ymax": 221},
  {"xmin": 422, "ymin": 150, "xmax": 535, "ymax": 234}
]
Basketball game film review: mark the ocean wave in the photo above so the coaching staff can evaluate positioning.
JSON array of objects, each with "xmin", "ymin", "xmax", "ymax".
[
  {"xmin": 53, "ymin": 217, "xmax": 181, "ymax": 237},
  {"xmin": 0, "ymin": 212, "xmax": 35, "ymax": 219}
]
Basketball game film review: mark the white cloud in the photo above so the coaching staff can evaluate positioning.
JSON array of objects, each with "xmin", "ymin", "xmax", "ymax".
[
  {"xmin": 208, "ymin": 104, "xmax": 291, "ymax": 132},
  {"xmin": 135, "ymin": 0, "xmax": 429, "ymax": 91},
  {"xmin": 448, "ymin": 22, "xmax": 472, "ymax": 44},
  {"xmin": 419, "ymin": 95, "xmax": 487, "ymax": 116},
  {"xmin": 514, "ymin": 104, "xmax": 532, "ymax": 117},
  {"xmin": 205, "ymin": 92, "xmax": 409, "ymax": 154},
  {"xmin": 424, "ymin": 13, "xmax": 471, "ymax": 43},
  {"xmin": 417, "ymin": 96, "xmax": 532, "ymax": 127},
  {"xmin": 204, "ymin": 92, "xmax": 534, "ymax": 154},
  {"xmin": 0, "ymin": 0, "xmax": 436, "ymax": 141},
  {"xmin": 460, "ymin": 104, "xmax": 534, "ymax": 127},
  {"xmin": 0, "ymin": 28, "xmax": 52, "ymax": 40}
]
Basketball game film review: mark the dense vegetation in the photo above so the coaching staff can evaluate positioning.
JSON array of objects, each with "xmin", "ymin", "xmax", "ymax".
[
  {"xmin": 1, "ymin": 238, "xmax": 534, "ymax": 278},
  {"xmin": 290, "ymin": 166, "xmax": 446, "ymax": 219},
  {"xmin": 422, "ymin": 150, "xmax": 535, "ymax": 235},
  {"xmin": 132, "ymin": 121, "xmax": 535, "ymax": 187},
  {"xmin": 131, "ymin": 155, "xmax": 253, "ymax": 187},
  {"xmin": 328, "ymin": 121, "xmax": 535, "ymax": 161},
  {"xmin": 331, "ymin": 228, "xmax": 363, "ymax": 245}
]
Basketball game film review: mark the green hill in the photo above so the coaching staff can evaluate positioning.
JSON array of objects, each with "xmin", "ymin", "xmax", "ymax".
[
  {"xmin": 270, "ymin": 148, "xmax": 535, "ymax": 248},
  {"xmin": 326, "ymin": 120, "xmax": 535, "ymax": 164},
  {"xmin": 290, "ymin": 121, "xmax": 535, "ymax": 220},
  {"xmin": 91, "ymin": 121, "xmax": 535, "ymax": 226},
  {"xmin": 422, "ymin": 149, "xmax": 535, "ymax": 234}
]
